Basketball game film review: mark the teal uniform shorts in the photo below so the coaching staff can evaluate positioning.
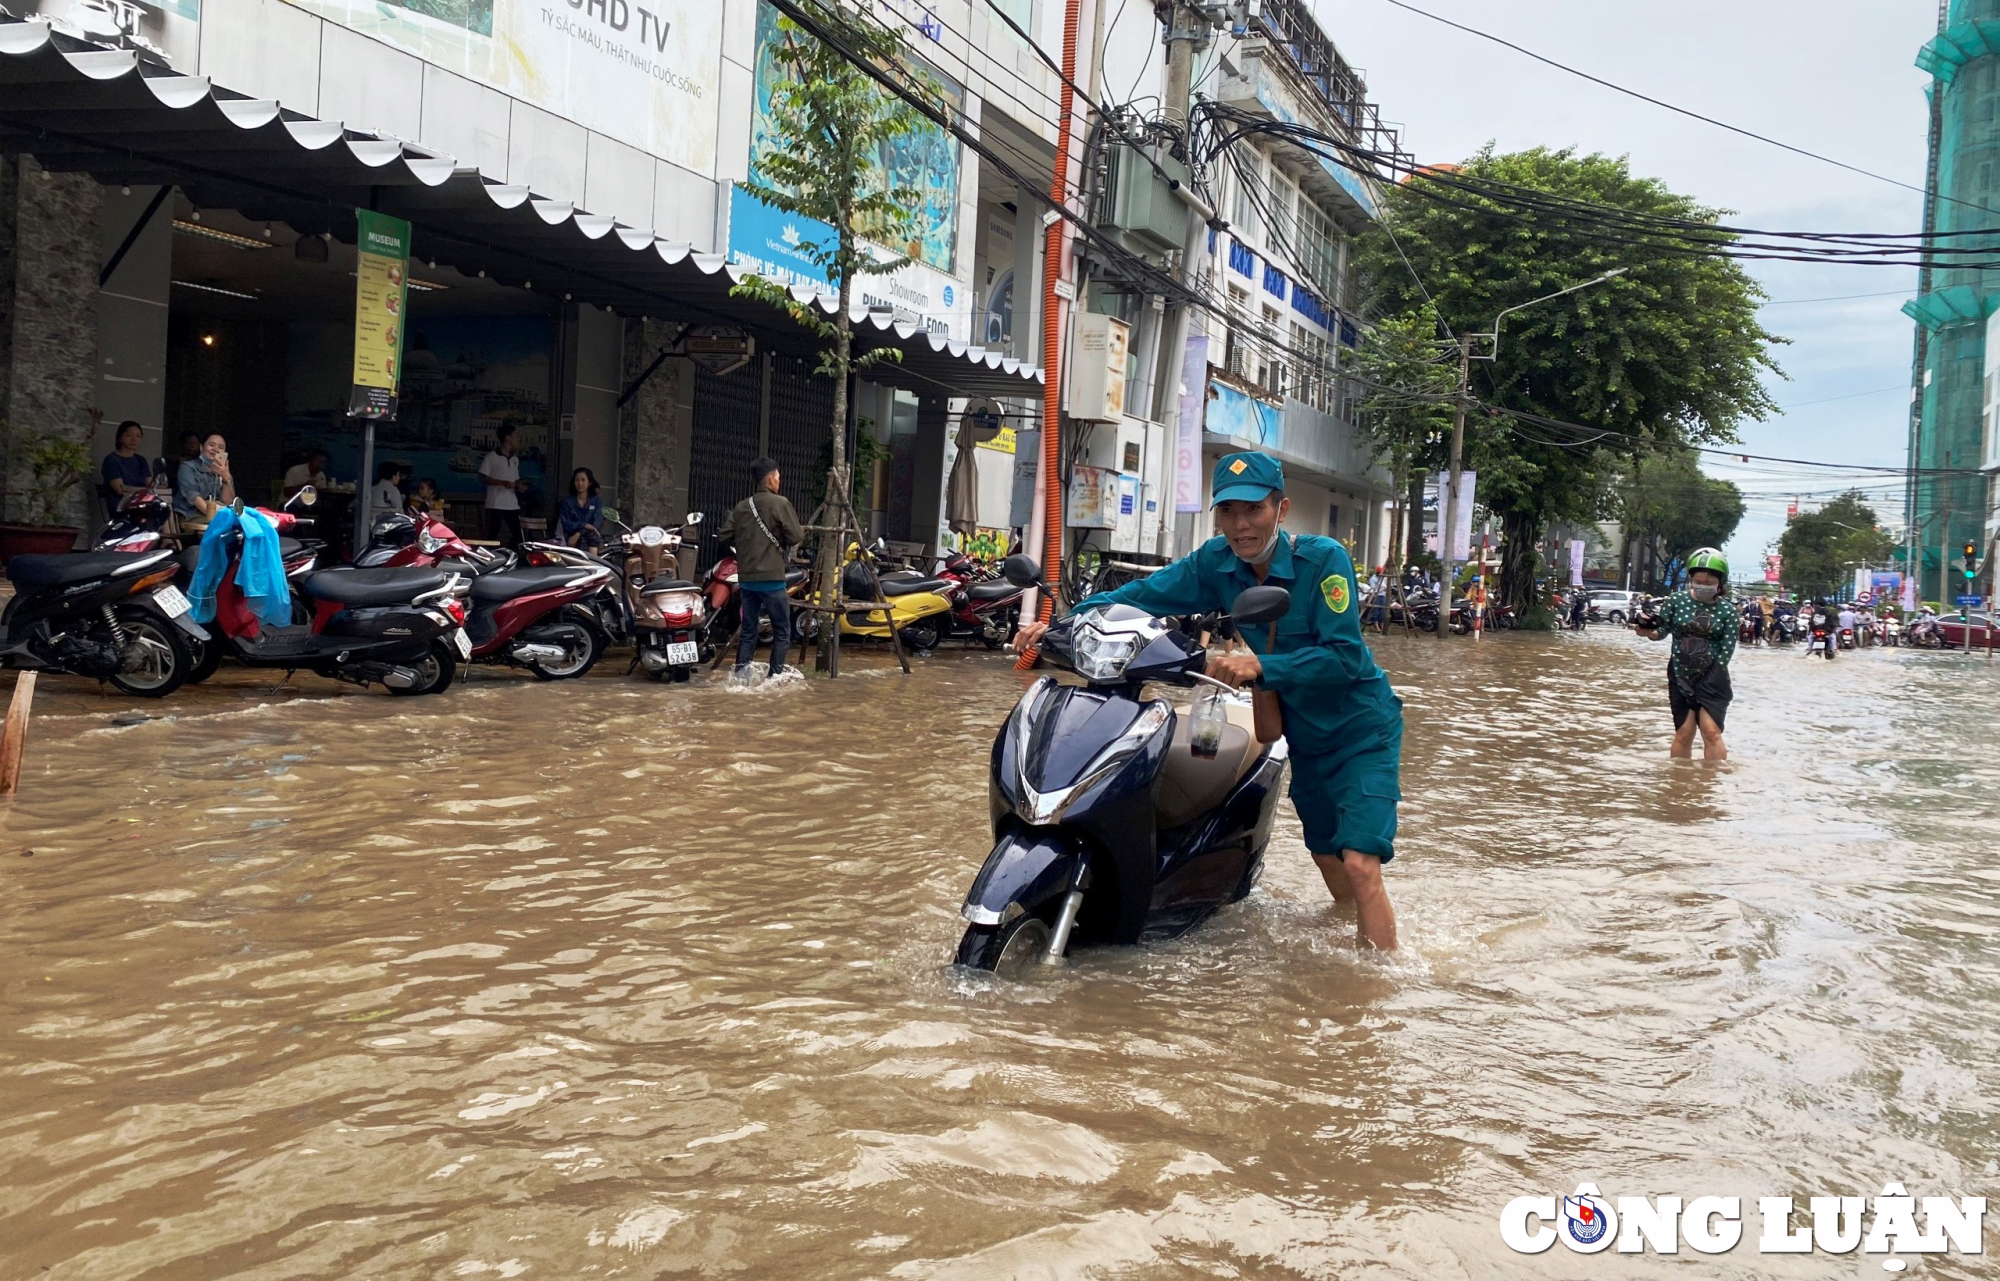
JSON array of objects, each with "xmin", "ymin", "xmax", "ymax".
[{"xmin": 1287, "ymin": 726, "xmax": 1402, "ymax": 863}]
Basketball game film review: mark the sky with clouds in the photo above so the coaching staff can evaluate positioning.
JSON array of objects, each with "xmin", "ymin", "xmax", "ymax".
[{"xmin": 1307, "ymin": 0, "xmax": 1935, "ymax": 576}]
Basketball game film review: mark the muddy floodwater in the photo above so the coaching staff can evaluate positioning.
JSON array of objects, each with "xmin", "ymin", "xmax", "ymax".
[{"xmin": 2, "ymin": 630, "xmax": 1997, "ymax": 1278}]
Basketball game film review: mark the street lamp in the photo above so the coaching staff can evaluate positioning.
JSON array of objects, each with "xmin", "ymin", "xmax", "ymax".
[{"xmin": 1438, "ymin": 268, "xmax": 1628, "ymax": 641}]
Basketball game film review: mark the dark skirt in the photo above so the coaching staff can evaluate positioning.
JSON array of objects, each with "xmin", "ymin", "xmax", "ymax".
[{"xmin": 1668, "ymin": 662, "xmax": 1732, "ymax": 731}]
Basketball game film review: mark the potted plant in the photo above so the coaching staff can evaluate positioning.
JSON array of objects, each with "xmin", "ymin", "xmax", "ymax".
[{"xmin": 0, "ymin": 430, "xmax": 91, "ymax": 563}]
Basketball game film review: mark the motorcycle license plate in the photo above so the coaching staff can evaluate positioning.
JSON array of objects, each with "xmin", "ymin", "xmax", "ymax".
[
  {"xmin": 152, "ymin": 584, "xmax": 192, "ymax": 618},
  {"xmin": 453, "ymin": 628, "xmax": 473, "ymax": 659},
  {"xmin": 666, "ymin": 641, "xmax": 700, "ymax": 665}
]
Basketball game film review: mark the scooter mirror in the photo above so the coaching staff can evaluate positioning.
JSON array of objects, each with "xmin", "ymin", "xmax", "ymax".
[
  {"xmin": 1001, "ymin": 554, "xmax": 1043, "ymax": 588},
  {"xmin": 684, "ymin": 511, "xmax": 703, "ymax": 526},
  {"xmin": 1229, "ymin": 584, "xmax": 1291, "ymax": 626},
  {"xmin": 294, "ymin": 485, "xmax": 318, "ymax": 507}
]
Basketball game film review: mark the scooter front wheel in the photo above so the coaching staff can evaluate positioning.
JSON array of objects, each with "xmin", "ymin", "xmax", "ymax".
[
  {"xmin": 955, "ymin": 914, "xmax": 1053, "ymax": 976},
  {"xmin": 899, "ymin": 621, "xmax": 941, "ymax": 652},
  {"xmin": 184, "ymin": 634, "xmax": 225, "ymax": 685}
]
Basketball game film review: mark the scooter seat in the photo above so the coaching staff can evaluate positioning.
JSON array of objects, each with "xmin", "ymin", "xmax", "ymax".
[
  {"xmin": 1154, "ymin": 708, "xmax": 1262, "ymax": 831},
  {"xmin": 303, "ymin": 566, "xmax": 449, "ymax": 607},
  {"xmin": 642, "ymin": 576, "xmax": 697, "ymax": 594},
  {"xmin": 966, "ymin": 580, "xmax": 1018, "ymax": 602},
  {"xmin": 7, "ymin": 550, "xmax": 163, "ymax": 588},
  {"xmin": 468, "ymin": 565, "xmax": 596, "ymax": 603},
  {"xmin": 880, "ymin": 576, "xmax": 949, "ymax": 597},
  {"xmin": 785, "ymin": 567, "xmax": 809, "ymax": 587}
]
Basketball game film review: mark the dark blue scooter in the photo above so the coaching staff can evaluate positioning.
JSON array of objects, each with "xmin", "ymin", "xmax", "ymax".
[{"xmin": 954, "ymin": 557, "xmax": 1293, "ymax": 974}]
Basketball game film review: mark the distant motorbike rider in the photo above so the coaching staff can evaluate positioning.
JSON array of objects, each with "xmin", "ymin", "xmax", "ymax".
[
  {"xmin": 1635, "ymin": 547, "xmax": 1738, "ymax": 761},
  {"xmin": 1014, "ymin": 452, "xmax": 1404, "ymax": 951}
]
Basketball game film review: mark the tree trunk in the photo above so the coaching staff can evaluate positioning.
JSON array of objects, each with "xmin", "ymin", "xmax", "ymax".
[
  {"xmin": 1404, "ymin": 472, "xmax": 1425, "ymax": 567},
  {"xmin": 816, "ymin": 233, "xmax": 855, "ymax": 674},
  {"xmin": 1499, "ymin": 508, "xmax": 1541, "ymax": 614}
]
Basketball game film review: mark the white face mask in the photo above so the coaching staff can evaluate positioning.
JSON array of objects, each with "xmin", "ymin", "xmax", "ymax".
[
  {"xmin": 1236, "ymin": 529, "xmax": 1283, "ymax": 567},
  {"xmin": 1690, "ymin": 583, "xmax": 1719, "ymax": 603}
]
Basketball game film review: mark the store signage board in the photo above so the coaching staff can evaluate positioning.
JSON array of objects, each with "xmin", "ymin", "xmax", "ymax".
[
  {"xmin": 287, "ymin": 0, "xmax": 724, "ymax": 179},
  {"xmin": 685, "ymin": 325, "xmax": 753, "ymax": 376},
  {"xmin": 348, "ymin": 210, "xmax": 410, "ymax": 420}
]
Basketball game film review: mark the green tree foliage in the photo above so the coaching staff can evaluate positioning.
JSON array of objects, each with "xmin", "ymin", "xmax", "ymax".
[
  {"xmin": 1615, "ymin": 451, "xmax": 1746, "ymax": 588},
  {"xmin": 1777, "ymin": 491, "xmax": 1897, "ymax": 598},
  {"xmin": 1354, "ymin": 147, "xmax": 1782, "ymax": 608},
  {"xmin": 1350, "ymin": 305, "xmax": 1453, "ymax": 573},
  {"xmin": 726, "ymin": 1, "xmax": 930, "ymax": 664}
]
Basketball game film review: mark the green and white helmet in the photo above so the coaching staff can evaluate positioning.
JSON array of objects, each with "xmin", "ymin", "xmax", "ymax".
[{"xmin": 1685, "ymin": 547, "xmax": 1728, "ymax": 579}]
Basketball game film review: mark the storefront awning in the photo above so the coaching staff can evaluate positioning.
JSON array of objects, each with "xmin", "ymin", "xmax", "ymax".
[{"xmin": 0, "ymin": 19, "xmax": 1043, "ymax": 401}]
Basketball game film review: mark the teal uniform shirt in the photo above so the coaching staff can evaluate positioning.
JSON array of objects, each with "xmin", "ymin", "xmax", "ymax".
[{"xmin": 1073, "ymin": 532, "xmax": 1405, "ymax": 859}]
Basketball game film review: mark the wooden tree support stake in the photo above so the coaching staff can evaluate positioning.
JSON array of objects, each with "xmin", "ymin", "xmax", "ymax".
[{"xmin": 0, "ymin": 672, "xmax": 37, "ymax": 796}]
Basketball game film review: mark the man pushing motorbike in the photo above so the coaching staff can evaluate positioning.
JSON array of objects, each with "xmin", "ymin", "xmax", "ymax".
[{"xmin": 1014, "ymin": 451, "xmax": 1404, "ymax": 951}]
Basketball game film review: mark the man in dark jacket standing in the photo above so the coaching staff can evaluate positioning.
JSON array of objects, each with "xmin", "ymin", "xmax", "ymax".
[{"xmin": 720, "ymin": 457, "xmax": 806, "ymax": 679}]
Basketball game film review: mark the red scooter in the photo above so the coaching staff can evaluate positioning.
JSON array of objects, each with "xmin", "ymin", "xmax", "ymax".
[
  {"xmin": 356, "ymin": 510, "xmax": 612, "ymax": 680},
  {"xmin": 193, "ymin": 494, "xmax": 470, "ymax": 695},
  {"xmin": 880, "ymin": 551, "xmax": 1025, "ymax": 649}
]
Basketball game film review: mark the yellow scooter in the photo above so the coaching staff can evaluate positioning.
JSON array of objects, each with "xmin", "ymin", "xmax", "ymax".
[{"xmin": 793, "ymin": 540, "xmax": 955, "ymax": 652}]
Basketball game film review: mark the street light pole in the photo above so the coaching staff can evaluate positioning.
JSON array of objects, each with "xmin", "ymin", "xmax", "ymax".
[
  {"xmin": 1438, "ymin": 269, "xmax": 1626, "ymax": 640},
  {"xmin": 1438, "ymin": 334, "xmax": 1472, "ymax": 642}
]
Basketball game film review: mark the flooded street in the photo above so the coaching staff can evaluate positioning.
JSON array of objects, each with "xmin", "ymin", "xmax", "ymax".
[{"xmin": 2, "ymin": 630, "xmax": 1997, "ymax": 1279}]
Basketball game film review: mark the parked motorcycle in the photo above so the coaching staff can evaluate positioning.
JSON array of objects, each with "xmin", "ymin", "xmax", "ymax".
[
  {"xmin": 700, "ymin": 547, "xmax": 810, "ymax": 657},
  {"xmin": 0, "ymin": 546, "xmax": 204, "ymax": 697},
  {"xmin": 356, "ymin": 510, "xmax": 610, "ymax": 679},
  {"xmin": 795, "ymin": 540, "xmax": 955, "ymax": 652},
  {"xmin": 190, "ymin": 491, "xmax": 470, "ymax": 695},
  {"xmin": 606, "ymin": 516, "xmax": 710, "ymax": 680},
  {"xmin": 954, "ymin": 556, "xmax": 1293, "ymax": 974},
  {"xmin": 887, "ymin": 551, "xmax": 1025, "ymax": 648}
]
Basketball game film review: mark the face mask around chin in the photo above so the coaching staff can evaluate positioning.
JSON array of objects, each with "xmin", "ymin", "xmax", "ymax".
[
  {"xmin": 1235, "ymin": 530, "xmax": 1281, "ymax": 565},
  {"xmin": 1690, "ymin": 584, "xmax": 1719, "ymax": 603}
]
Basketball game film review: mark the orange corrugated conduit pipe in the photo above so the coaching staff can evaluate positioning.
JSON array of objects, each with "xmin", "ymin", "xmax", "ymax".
[{"xmin": 1017, "ymin": 0, "xmax": 1083, "ymax": 671}]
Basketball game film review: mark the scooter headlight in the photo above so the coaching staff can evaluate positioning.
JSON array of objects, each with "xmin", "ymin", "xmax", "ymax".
[
  {"xmin": 1071, "ymin": 618, "xmax": 1141, "ymax": 683},
  {"xmin": 418, "ymin": 528, "xmax": 448, "ymax": 555}
]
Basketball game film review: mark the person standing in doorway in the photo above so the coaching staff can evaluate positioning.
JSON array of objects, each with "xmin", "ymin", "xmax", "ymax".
[
  {"xmin": 480, "ymin": 427, "xmax": 526, "ymax": 546},
  {"xmin": 719, "ymin": 456, "xmax": 805, "ymax": 680}
]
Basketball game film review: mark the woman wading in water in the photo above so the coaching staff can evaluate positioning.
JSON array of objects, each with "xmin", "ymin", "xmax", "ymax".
[{"xmin": 1637, "ymin": 547, "xmax": 1739, "ymax": 761}]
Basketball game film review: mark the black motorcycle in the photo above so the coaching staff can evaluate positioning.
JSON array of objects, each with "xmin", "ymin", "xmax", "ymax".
[
  {"xmin": 0, "ymin": 547, "xmax": 206, "ymax": 697},
  {"xmin": 954, "ymin": 556, "xmax": 1293, "ymax": 974}
]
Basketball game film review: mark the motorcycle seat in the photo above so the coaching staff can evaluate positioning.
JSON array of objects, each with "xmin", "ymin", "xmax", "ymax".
[
  {"xmin": 469, "ymin": 565, "xmax": 598, "ymax": 603},
  {"xmin": 642, "ymin": 576, "xmax": 697, "ymax": 594},
  {"xmin": 880, "ymin": 576, "xmax": 950, "ymax": 597},
  {"xmin": 785, "ymin": 568, "xmax": 809, "ymax": 587},
  {"xmin": 7, "ymin": 550, "xmax": 166, "ymax": 588},
  {"xmin": 302, "ymin": 566, "xmax": 450, "ymax": 607},
  {"xmin": 1154, "ymin": 706, "xmax": 1262, "ymax": 831},
  {"xmin": 967, "ymin": 580, "xmax": 1019, "ymax": 602}
]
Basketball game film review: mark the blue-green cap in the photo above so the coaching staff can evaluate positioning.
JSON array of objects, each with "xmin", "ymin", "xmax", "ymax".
[{"xmin": 1211, "ymin": 451, "xmax": 1285, "ymax": 505}]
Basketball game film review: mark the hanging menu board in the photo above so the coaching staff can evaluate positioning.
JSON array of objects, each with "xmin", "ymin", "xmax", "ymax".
[{"xmin": 348, "ymin": 210, "xmax": 411, "ymax": 420}]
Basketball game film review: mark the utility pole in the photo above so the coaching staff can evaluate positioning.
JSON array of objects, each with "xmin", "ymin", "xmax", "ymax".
[
  {"xmin": 1162, "ymin": 3, "xmax": 1200, "ymax": 132},
  {"xmin": 1438, "ymin": 333, "xmax": 1471, "ymax": 641}
]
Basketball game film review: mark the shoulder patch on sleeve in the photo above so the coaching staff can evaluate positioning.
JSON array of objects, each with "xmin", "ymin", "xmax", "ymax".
[{"xmin": 1321, "ymin": 572, "xmax": 1351, "ymax": 614}]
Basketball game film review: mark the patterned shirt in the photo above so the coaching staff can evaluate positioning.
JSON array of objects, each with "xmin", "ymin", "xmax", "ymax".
[{"xmin": 1654, "ymin": 589, "xmax": 1740, "ymax": 681}]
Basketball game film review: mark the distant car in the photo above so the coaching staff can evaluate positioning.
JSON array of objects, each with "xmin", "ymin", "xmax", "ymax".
[
  {"xmin": 1933, "ymin": 612, "xmax": 2000, "ymax": 650},
  {"xmin": 1588, "ymin": 590, "xmax": 1641, "ymax": 624}
]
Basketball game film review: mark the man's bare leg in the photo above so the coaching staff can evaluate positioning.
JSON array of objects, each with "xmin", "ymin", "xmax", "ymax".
[{"xmin": 1313, "ymin": 851, "xmax": 1397, "ymax": 952}]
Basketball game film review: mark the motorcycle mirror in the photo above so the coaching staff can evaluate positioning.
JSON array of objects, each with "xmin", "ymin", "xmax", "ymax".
[
  {"xmin": 295, "ymin": 485, "xmax": 318, "ymax": 507},
  {"xmin": 684, "ymin": 511, "xmax": 703, "ymax": 526},
  {"xmin": 1000, "ymin": 554, "xmax": 1043, "ymax": 588},
  {"xmin": 1228, "ymin": 585, "xmax": 1291, "ymax": 626}
]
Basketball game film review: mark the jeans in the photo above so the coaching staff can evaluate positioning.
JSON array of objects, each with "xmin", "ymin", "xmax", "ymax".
[{"xmin": 737, "ymin": 587, "xmax": 792, "ymax": 674}]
